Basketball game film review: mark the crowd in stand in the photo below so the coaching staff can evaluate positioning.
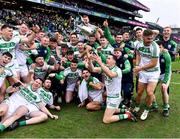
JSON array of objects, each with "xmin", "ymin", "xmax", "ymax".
[
  {"xmin": 0, "ymin": 8, "xmax": 125, "ymax": 37},
  {"xmin": 0, "ymin": 7, "xmax": 178, "ymax": 133},
  {"xmin": 0, "ymin": 9, "xmax": 69, "ymax": 32}
]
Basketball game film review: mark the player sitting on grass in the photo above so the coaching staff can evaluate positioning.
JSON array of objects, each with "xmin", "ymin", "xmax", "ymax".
[
  {"xmin": 0, "ymin": 78, "xmax": 58, "ymax": 132},
  {"xmin": 78, "ymin": 68, "xmax": 104, "ymax": 111}
]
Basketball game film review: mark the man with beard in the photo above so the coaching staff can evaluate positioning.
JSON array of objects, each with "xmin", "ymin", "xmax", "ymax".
[{"xmin": 78, "ymin": 69, "xmax": 104, "ymax": 111}]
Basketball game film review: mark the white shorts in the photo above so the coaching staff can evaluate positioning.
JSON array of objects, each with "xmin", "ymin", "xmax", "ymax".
[
  {"xmin": 3, "ymin": 98, "xmax": 24, "ymax": 117},
  {"xmin": 0, "ymin": 78, "xmax": 5, "ymax": 88},
  {"xmin": 3, "ymin": 97, "xmax": 39, "ymax": 117},
  {"xmin": 25, "ymin": 103, "xmax": 39, "ymax": 114},
  {"xmin": 159, "ymin": 73, "xmax": 171, "ymax": 86},
  {"xmin": 139, "ymin": 71, "xmax": 160, "ymax": 84},
  {"xmin": 89, "ymin": 90, "xmax": 103, "ymax": 103},
  {"xmin": 19, "ymin": 64, "xmax": 29, "ymax": 77},
  {"xmin": 92, "ymin": 94, "xmax": 103, "ymax": 103},
  {"xmin": 106, "ymin": 96, "xmax": 121, "ymax": 109},
  {"xmin": 66, "ymin": 83, "xmax": 76, "ymax": 92}
]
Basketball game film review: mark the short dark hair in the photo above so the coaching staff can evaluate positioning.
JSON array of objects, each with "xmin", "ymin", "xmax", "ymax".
[
  {"xmin": 156, "ymin": 40, "xmax": 164, "ymax": 47},
  {"xmin": 70, "ymin": 32, "xmax": 77, "ymax": 37},
  {"xmin": 49, "ymin": 37, "xmax": 57, "ymax": 42},
  {"xmin": 82, "ymin": 68, "xmax": 90, "ymax": 73},
  {"xmin": 34, "ymin": 77, "xmax": 44, "ymax": 83},
  {"xmin": 1, "ymin": 24, "xmax": 13, "ymax": 30},
  {"xmin": 44, "ymin": 78, "xmax": 52, "ymax": 82},
  {"xmin": 2, "ymin": 52, "xmax": 13, "ymax": 59},
  {"xmin": 34, "ymin": 54, "xmax": 44, "ymax": 60},
  {"xmin": 20, "ymin": 22, "xmax": 29, "ymax": 27},
  {"xmin": 115, "ymin": 33, "xmax": 122, "ymax": 37},
  {"xmin": 71, "ymin": 58, "xmax": 78, "ymax": 64},
  {"xmin": 89, "ymin": 34, "xmax": 95, "ymax": 38},
  {"xmin": 135, "ymin": 28, "xmax": 143, "ymax": 32},
  {"xmin": 67, "ymin": 50, "xmax": 74, "ymax": 55},
  {"xmin": 100, "ymin": 35, "xmax": 106, "ymax": 39},
  {"xmin": 143, "ymin": 29, "xmax": 154, "ymax": 36},
  {"xmin": 122, "ymin": 30, "xmax": 129, "ymax": 35},
  {"xmin": 114, "ymin": 48, "xmax": 121, "ymax": 52},
  {"xmin": 78, "ymin": 41, "xmax": 84, "ymax": 44}
]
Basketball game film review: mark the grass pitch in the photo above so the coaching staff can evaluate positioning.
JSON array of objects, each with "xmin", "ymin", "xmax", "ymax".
[{"xmin": 0, "ymin": 61, "xmax": 180, "ymax": 138}]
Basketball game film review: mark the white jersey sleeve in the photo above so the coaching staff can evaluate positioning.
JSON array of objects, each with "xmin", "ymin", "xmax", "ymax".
[{"xmin": 151, "ymin": 42, "xmax": 160, "ymax": 58}]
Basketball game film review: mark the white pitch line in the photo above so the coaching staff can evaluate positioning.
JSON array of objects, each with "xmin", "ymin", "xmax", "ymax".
[{"xmin": 171, "ymin": 82, "xmax": 180, "ymax": 85}]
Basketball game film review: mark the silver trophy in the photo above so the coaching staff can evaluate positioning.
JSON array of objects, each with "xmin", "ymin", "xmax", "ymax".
[
  {"xmin": 76, "ymin": 16, "xmax": 98, "ymax": 36},
  {"xmin": 77, "ymin": 24, "xmax": 97, "ymax": 36}
]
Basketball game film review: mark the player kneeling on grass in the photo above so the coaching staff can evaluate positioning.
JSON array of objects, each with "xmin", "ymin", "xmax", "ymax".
[
  {"xmin": 88, "ymin": 52, "xmax": 137, "ymax": 123},
  {"xmin": 78, "ymin": 69, "xmax": 104, "ymax": 111},
  {"xmin": 0, "ymin": 78, "xmax": 58, "ymax": 132}
]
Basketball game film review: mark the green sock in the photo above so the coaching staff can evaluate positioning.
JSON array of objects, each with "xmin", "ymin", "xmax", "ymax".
[
  {"xmin": 163, "ymin": 103, "xmax": 169, "ymax": 110},
  {"xmin": 101, "ymin": 104, "xmax": 106, "ymax": 110},
  {"xmin": 118, "ymin": 114, "xmax": 128, "ymax": 120},
  {"xmin": 0, "ymin": 124, "xmax": 6, "ymax": 132},
  {"xmin": 119, "ymin": 108, "xmax": 126, "ymax": 114},
  {"xmin": 121, "ymin": 105, "xmax": 126, "ymax": 109},
  {"xmin": 152, "ymin": 101, "xmax": 158, "ymax": 108},
  {"xmin": 19, "ymin": 121, "xmax": 26, "ymax": 126}
]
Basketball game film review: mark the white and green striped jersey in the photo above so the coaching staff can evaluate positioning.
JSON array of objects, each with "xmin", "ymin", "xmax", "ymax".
[
  {"xmin": 0, "ymin": 66, "xmax": 13, "ymax": 87},
  {"xmin": 37, "ymin": 87, "xmax": 53, "ymax": 106},
  {"xmin": 136, "ymin": 41, "xmax": 160, "ymax": 72},
  {"xmin": 67, "ymin": 42, "xmax": 78, "ymax": 52},
  {"xmin": 13, "ymin": 30, "xmax": 31, "ymax": 65},
  {"xmin": 133, "ymin": 39, "xmax": 143, "ymax": 50},
  {"xmin": 0, "ymin": 36, "xmax": 21, "ymax": 59},
  {"xmin": 63, "ymin": 67, "xmax": 82, "ymax": 84},
  {"xmin": 30, "ymin": 63, "xmax": 51, "ymax": 80},
  {"xmin": 18, "ymin": 85, "xmax": 41, "ymax": 105},
  {"xmin": 16, "ymin": 43, "xmax": 32, "ymax": 65},
  {"xmin": 100, "ymin": 44, "xmax": 114, "ymax": 55},
  {"xmin": 104, "ymin": 66, "xmax": 122, "ymax": 98}
]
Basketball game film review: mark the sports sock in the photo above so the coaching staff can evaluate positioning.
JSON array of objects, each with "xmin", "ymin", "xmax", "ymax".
[
  {"xmin": 0, "ymin": 124, "xmax": 6, "ymax": 132},
  {"xmin": 19, "ymin": 120, "xmax": 26, "ymax": 126},
  {"xmin": 119, "ymin": 108, "xmax": 127, "ymax": 113},
  {"xmin": 101, "ymin": 104, "xmax": 106, "ymax": 110},
  {"xmin": 118, "ymin": 114, "xmax": 128, "ymax": 120},
  {"xmin": 152, "ymin": 101, "xmax": 158, "ymax": 107},
  {"xmin": 163, "ymin": 103, "xmax": 169, "ymax": 110}
]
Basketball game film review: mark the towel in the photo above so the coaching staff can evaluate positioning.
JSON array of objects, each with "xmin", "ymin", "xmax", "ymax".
[{"xmin": 78, "ymin": 79, "xmax": 88, "ymax": 102}]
